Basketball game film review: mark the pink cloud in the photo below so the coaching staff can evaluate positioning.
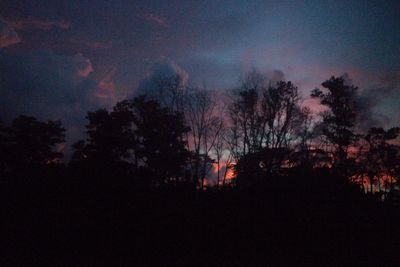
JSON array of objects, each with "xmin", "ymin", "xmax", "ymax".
[
  {"xmin": 10, "ymin": 18, "xmax": 71, "ymax": 30},
  {"xmin": 70, "ymin": 54, "xmax": 94, "ymax": 77},
  {"xmin": 98, "ymin": 68, "xmax": 117, "ymax": 98},
  {"xmin": 70, "ymin": 38, "xmax": 112, "ymax": 49},
  {"xmin": 0, "ymin": 18, "xmax": 20, "ymax": 47},
  {"xmin": 96, "ymin": 67, "xmax": 128, "ymax": 109}
]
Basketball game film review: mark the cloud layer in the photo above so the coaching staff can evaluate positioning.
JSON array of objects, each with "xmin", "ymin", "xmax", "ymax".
[
  {"xmin": 0, "ymin": 18, "xmax": 20, "ymax": 48},
  {"xmin": 137, "ymin": 13, "xmax": 170, "ymax": 28},
  {"xmin": 10, "ymin": 18, "xmax": 71, "ymax": 30},
  {"xmin": 0, "ymin": 50, "xmax": 107, "ymax": 148},
  {"xmin": 357, "ymin": 72, "xmax": 400, "ymax": 130},
  {"xmin": 135, "ymin": 59, "xmax": 189, "ymax": 97}
]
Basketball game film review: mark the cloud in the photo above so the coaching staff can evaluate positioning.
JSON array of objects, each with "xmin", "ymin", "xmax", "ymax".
[
  {"xmin": 10, "ymin": 18, "xmax": 71, "ymax": 30},
  {"xmin": 0, "ymin": 50, "xmax": 109, "ymax": 153},
  {"xmin": 0, "ymin": 18, "xmax": 20, "ymax": 48},
  {"xmin": 356, "ymin": 71, "xmax": 400, "ymax": 130},
  {"xmin": 135, "ymin": 59, "xmax": 189, "ymax": 98},
  {"xmin": 98, "ymin": 67, "xmax": 118, "ymax": 98},
  {"xmin": 137, "ymin": 13, "xmax": 170, "ymax": 28},
  {"xmin": 96, "ymin": 67, "xmax": 128, "ymax": 109},
  {"xmin": 70, "ymin": 38, "xmax": 112, "ymax": 49},
  {"xmin": 0, "ymin": 50, "xmax": 96, "ymax": 118},
  {"xmin": 266, "ymin": 69, "xmax": 286, "ymax": 84}
]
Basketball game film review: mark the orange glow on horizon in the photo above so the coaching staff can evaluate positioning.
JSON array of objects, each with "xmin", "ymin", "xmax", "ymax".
[
  {"xmin": 205, "ymin": 161, "xmax": 235, "ymax": 187},
  {"xmin": 350, "ymin": 173, "xmax": 397, "ymax": 193}
]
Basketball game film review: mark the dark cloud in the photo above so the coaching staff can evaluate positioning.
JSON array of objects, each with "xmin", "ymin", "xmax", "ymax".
[
  {"xmin": 0, "ymin": 18, "xmax": 20, "ymax": 48},
  {"xmin": 70, "ymin": 38, "xmax": 112, "ymax": 49},
  {"xmin": 0, "ymin": 50, "xmax": 108, "ymax": 151},
  {"xmin": 267, "ymin": 69, "xmax": 286, "ymax": 84},
  {"xmin": 179, "ymin": 53, "xmax": 242, "ymax": 89},
  {"xmin": 357, "ymin": 72, "xmax": 400, "ymax": 130},
  {"xmin": 0, "ymin": 0, "xmax": 399, "ymax": 139},
  {"xmin": 135, "ymin": 59, "xmax": 189, "ymax": 97}
]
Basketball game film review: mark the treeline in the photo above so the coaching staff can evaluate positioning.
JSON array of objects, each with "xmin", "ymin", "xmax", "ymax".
[
  {"xmin": 1, "ymin": 71, "xmax": 399, "ymax": 197},
  {"xmin": 1, "ymin": 71, "xmax": 400, "ymax": 266}
]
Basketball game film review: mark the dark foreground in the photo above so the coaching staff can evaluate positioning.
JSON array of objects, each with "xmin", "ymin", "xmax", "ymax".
[{"xmin": 2, "ymin": 174, "xmax": 400, "ymax": 267}]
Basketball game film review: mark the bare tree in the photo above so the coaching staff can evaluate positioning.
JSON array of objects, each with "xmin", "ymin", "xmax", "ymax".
[
  {"xmin": 363, "ymin": 127, "xmax": 400, "ymax": 195},
  {"xmin": 228, "ymin": 70, "xmax": 265, "ymax": 159},
  {"xmin": 185, "ymin": 87, "xmax": 223, "ymax": 188},
  {"xmin": 228, "ymin": 71, "xmax": 302, "ymax": 160},
  {"xmin": 294, "ymin": 107, "xmax": 314, "ymax": 151},
  {"xmin": 154, "ymin": 75, "xmax": 187, "ymax": 114},
  {"xmin": 261, "ymin": 80, "xmax": 300, "ymax": 149}
]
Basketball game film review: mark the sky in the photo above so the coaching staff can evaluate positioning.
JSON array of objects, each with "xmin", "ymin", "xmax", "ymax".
[{"xmin": 0, "ymin": 0, "xmax": 399, "ymax": 144}]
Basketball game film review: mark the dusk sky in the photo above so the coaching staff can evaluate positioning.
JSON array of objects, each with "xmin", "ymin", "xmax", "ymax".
[{"xmin": 0, "ymin": 0, "xmax": 399, "ymax": 142}]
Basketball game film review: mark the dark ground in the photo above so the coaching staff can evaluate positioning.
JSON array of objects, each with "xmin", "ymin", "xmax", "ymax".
[{"xmin": 1, "ymin": 172, "xmax": 400, "ymax": 267}]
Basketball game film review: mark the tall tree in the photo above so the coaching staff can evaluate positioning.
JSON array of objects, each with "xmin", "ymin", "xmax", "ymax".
[
  {"xmin": 185, "ymin": 87, "xmax": 223, "ymax": 188},
  {"xmin": 132, "ymin": 96, "xmax": 191, "ymax": 185},
  {"xmin": 228, "ymin": 71, "xmax": 266, "ymax": 159},
  {"xmin": 71, "ymin": 101, "xmax": 135, "ymax": 167},
  {"xmin": 261, "ymin": 80, "xmax": 300, "ymax": 149},
  {"xmin": 311, "ymin": 76, "xmax": 359, "ymax": 168},
  {"xmin": 72, "ymin": 96, "xmax": 191, "ymax": 185},
  {"xmin": 228, "ymin": 71, "xmax": 301, "ymax": 160}
]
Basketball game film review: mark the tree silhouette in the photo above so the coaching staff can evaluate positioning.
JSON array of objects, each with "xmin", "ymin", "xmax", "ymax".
[
  {"xmin": 228, "ymin": 71, "xmax": 302, "ymax": 162},
  {"xmin": 228, "ymin": 71, "xmax": 263, "ymax": 158},
  {"xmin": 132, "ymin": 96, "xmax": 190, "ymax": 185},
  {"xmin": 71, "ymin": 96, "xmax": 191, "ymax": 185},
  {"xmin": 7, "ymin": 116, "xmax": 65, "ymax": 168},
  {"xmin": 185, "ymin": 87, "xmax": 223, "ymax": 188},
  {"xmin": 235, "ymin": 147, "xmax": 290, "ymax": 187},
  {"xmin": 71, "ymin": 101, "xmax": 135, "ymax": 166},
  {"xmin": 262, "ymin": 80, "xmax": 300, "ymax": 149},
  {"xmin": 362, "ymin": 127, "xmax": 400, "ymax": 194},
  {"xmin": 311, "ymin": 76, "xmax": 359, "ymax": 169},
  {"xmin": 1, "ymin": 73, "xmax": 400, "ymax": 267},
  {"xmin": 0, "ymin": 120, "xmax": 8, "ymax": 175}
]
